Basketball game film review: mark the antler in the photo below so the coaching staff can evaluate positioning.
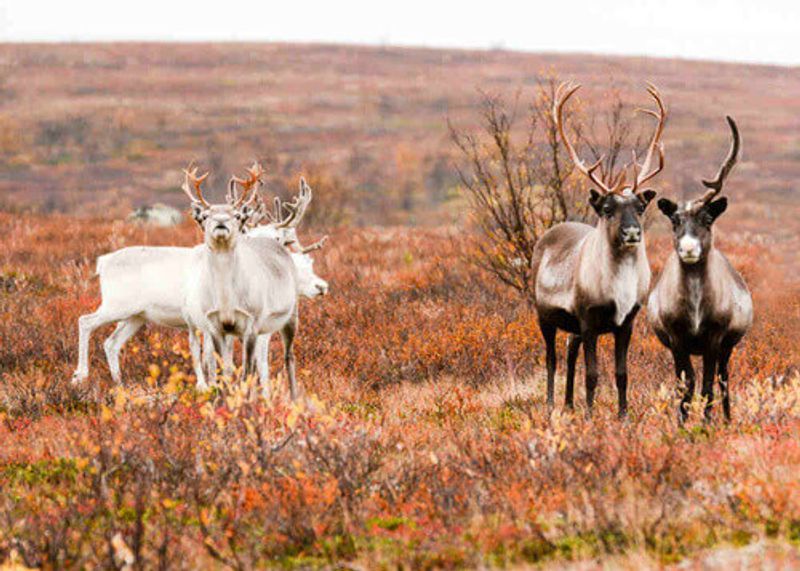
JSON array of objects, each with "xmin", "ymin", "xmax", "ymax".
[
  {"xmin": 299, "ymin": 235, "xmax": 328, "ymax": 254},
  {"xmin": 245, "ymin": 192, "xmax": 273, "ymax": 226},
  {"xmin": 697, "ymin": 116, "xmax": 740, "ymax": 205},
  {"xmin": 553, "ymin": 82, "xmax": 615, "ymax": 195},
  {"xmin": 181, "ymin": 164, "xmax": 210, "ymax": 207},
  {"xmin": 629, "ymin": 83, "xmax": 667, "ymax": 193},
  {"xmin": 275, "ymin": 177, "xmax": 313, "ymax": 229},
  {"xmin": 228, "ymin": 162, "xmax": 264, "ymax": 208}
]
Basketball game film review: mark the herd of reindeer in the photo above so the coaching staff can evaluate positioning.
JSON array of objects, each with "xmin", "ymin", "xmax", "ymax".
[{"xmin": 70, "ymin": 82, "xmax": 753, "ymax": 423}]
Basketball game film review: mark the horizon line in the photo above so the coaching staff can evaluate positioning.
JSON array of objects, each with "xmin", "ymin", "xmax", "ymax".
[{"xmin": 2, "ymin": 38, "xmax": 798, "ymax": 69}]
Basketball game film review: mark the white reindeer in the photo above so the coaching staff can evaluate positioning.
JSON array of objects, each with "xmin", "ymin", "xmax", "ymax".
[
  {"xmin": 72, "ymin": 165, "xmax": 327, "ymax": 394},
  {"xmin": 182, "ymin": 169, "xmax": 325, "ymax": 398},
  {"xmin": 217, "ymin": 174, "xmax": 328, "ymax": 390}
]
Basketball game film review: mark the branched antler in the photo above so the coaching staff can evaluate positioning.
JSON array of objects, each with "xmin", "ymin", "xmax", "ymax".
[
  {"xmin": 554, "ymin": 82, "xmax": 667, "ymax": 197},
  {"xmin": 181, "ymin": 163, "xmax": 210, "ymax": 207},
  {"xmin": 228, "ymin": 162, "xmax": 264, "ymax": 208},
  {"xmin": 553, "ymin": 82, "xmax": 615, "ymax": 195},
  {"xmin": 276, "ymin": 177, "xmax": 313, "ymax": 229},
  {"xmin": 630, "ymin": 83, "xmax": 666, "ymax": 192}
]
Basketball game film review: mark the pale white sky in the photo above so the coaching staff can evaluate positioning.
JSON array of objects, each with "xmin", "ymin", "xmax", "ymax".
[{"xmin": 1, "ymin": 0, "xmax": 798, "ymax": 66}]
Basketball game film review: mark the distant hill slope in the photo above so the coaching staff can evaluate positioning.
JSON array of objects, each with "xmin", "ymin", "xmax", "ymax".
[{"xmin": 0, "ymin": 43, "xmax": 797, "ymax": 239}]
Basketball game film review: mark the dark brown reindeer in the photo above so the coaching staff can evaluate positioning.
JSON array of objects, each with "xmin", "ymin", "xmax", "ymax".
[
  {"xmin": 648, "ymin": 116, "xmax": 753, "ymax": 422},
  {"xmin": 531, "ymin": 83, "xmax": 666, "ymax": 418}
]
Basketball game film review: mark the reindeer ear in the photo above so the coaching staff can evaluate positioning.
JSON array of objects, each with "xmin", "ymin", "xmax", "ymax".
[
  {"xmin": 657, "ymin": 198, "xmax": 678, "ymax": 218},
  {"xmin": 190, "ymin": 202, "xmax": 206, "ymax": 225},
  {"xmin": 589, "ymin": 189, "xmax": 604, "ymax": 215},
  {"xmin": 640, "ymin": 189, "xmax": 657, "ymax": 205},
  {"xmin": 236, "ymin": 205, "xmax": 253, "ymax": 228},
  {"xmin": 707, "ymin": 197, "xmax": 728, "ymax": 221}
]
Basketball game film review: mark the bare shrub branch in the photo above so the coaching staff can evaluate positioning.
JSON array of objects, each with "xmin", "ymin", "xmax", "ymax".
[{"xmin": 451, "ymin": 77, "xmax": 638, "ymax": 298}]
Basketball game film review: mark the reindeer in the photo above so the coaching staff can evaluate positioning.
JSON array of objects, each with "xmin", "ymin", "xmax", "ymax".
[
  {"xmin": 648, "ymin": 117, "xmax": 752, "ymax": 422},
  {"xmin": 182, "ymin": 169, "xmax": 327, "ymax": 398},
  {"xmin": 72, "ymin": 165, "xmax": 328, "ymax": 394},
  {"xmin": 531, "ymin": 83, "xmax": 666, "ymax": 417},
  {"xmin": 215, "ymin": 175, "xmax": 329, "ymax": 392}
]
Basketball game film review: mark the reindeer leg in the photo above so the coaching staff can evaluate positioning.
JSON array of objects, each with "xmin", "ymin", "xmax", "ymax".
[
  {"xmin": 224, "ymin": 335, "xmax": 235, "ymax": 378},
  {"xmin": 188, "ymin": 327, "xmax": 209, "ymax": 392},
  {"xmin": 672, "ymin": 348, "xmax": 695, "ymax": 424},
  {"xmin": 718, "ymin": 341, "xmax": 735, "ymax": 423},
  {"xmin": 540, "ymin": 322, "xmax": 557, "ymax": 410},
  {"xmin": 701, "ymin": 349, "xmax": 719, "ymax": 421},
  {"xmin": 281, "ymin": 318, "xmax": 298, "ymax": 401},
  {"xmin": 255, "ymin": 334, "xmax": 271, "ymax": 398},
  {"xmin": 202, "ymin": 333, "xmax": 219, "ymax": 385},
  {"xmin": 243, "ymin": 335, "xmax": 258, "ymax": 390},
  {"xmin": 613, "ymin": 324, "xmax": 633, "ymax": 419},
  {"xmin": 565, "ymin": 334, "xmax": 582, "ymax": 409},
  {"xmin": 73, "ymin": 307, "xmax": 126, "ymax": 384},
  {"xmin": 103, "ymin": 318, "xmax": 144, "ymax": 384},
  {"xmin": 209, "ymin": 335, "xmax": 231, "ymax": 386},
  {"xmin": 582, "ymin": 331, "xmax": 599, "ymax": 415}
]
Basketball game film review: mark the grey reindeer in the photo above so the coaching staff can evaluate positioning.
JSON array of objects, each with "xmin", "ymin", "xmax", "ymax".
[
  {"xmin": 648, "ymin": 116, "xmax": 753, "ymax": 422},
  {"xmin": 531, "ymin": 83, "xmax": 666, "ymax": 417}
]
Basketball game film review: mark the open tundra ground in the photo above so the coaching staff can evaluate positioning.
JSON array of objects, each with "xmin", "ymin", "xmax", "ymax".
[
  {"xmin": 0, "ymin": 44, "xmax": 799, "ymax": 233},
  {"xmin": 0, "ymin": 213, "xmax": 798, "ymax": 568}
]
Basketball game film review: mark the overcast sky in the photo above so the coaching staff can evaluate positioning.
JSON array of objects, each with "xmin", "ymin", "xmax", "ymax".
[{"xmin": 1, "ymin": 0, "xmax": 798, "ymax": 66}]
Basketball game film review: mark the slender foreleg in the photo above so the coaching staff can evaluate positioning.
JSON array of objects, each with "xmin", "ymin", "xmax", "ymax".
[
  {"xmin": 255, "ymin": 334, "xmax": 272, "ymax": 398},
  {"xmin": 565, "ymin": 334, "xmax": 582, "ymax": 409},
  {"xmin": 701, "ymin": 348, "xmax": 719, "ymax": 421},
  {"xmin": 718, "ymin": 341, "xmax": 735, "ymax": 422},
  {"xmin": 582, "ymin": 331, "xmax": 599, "ymax": 414},
  {"xmin": 672, "ymin": 347, "xmax": 695, "ymax": 424},
  {"xmin": 613, "ymin": 324, "xmax": 633, "ymax": 419},
  {"xmin": 540, "ymin": 322, "xmax": 557, "ymax": 410},
  {"xmin": 188, "ymin": 327, "xmax": 209, "ymax": 392}
]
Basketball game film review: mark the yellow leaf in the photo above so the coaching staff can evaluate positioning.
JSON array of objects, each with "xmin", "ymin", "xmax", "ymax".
[
  {"xmin": 114, "ymin": 388, "xmax": 128, "ymax": 412},
  {"xmin": 100, "ymin": 405, "xmax": 113, "ymax": 423}
]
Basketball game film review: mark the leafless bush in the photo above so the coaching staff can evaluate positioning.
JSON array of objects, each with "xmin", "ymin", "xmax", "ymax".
[{"xmin": 450, "ymin": 78, "xmax": 637, "ymax": 299}]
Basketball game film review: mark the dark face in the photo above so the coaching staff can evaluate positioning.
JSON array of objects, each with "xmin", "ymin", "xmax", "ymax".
[
  {"xmin": 590, "ymin": 189, "xmax": 657, "ymax": 250},
  {"xmin": 657, "ymin": 197, "xmax": 727, "ymax": 264}
]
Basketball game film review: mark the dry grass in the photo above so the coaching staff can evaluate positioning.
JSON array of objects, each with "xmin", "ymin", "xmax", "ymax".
[{"xmin": 0, "ymin": 213, "xmax": 798, "ymax": 568}]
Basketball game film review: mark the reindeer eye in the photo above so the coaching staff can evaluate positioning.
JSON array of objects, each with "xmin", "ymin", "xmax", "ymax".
[{"xmin": 602, "ymin": 202, "xmax": 614, "ymax": 216}]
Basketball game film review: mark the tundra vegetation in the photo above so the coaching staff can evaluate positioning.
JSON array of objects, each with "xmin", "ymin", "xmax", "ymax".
[
  {"xmin": 0, "ymin": 211, "xmax": 798, "ymax": 568},
  {"xmin": 0, "ymin": 45, "xmax": 799, "ymax": 569}
]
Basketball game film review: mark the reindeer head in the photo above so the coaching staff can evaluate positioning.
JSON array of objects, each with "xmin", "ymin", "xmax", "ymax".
[
  {"xmin": 234, "ymin": 173, "xmax": 330, "ymax": 298},
  {"xmin": 658, "ymin": 116, "xmax": 740, "ymax": 265},
  {"xmin": 554, "ymin": 82, "xmax": 666, "ymax": 251},
  {"xmin": 290, "ymin": 251, "xmax": 329, "ymax": 298},
  {"xmin": 182, "ymin": 164, "xmax": 257, "ymax": 251}
]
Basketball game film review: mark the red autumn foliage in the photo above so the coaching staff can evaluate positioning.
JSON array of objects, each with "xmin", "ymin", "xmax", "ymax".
[{"xmin": 0, "ymin": 212, "xmax": 798, "ymax": 568}]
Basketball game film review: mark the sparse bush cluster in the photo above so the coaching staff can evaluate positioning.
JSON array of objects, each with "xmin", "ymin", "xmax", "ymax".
[{"xmin": 0, "ymin": 213, "xmax": 799, "ymax": 567}]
